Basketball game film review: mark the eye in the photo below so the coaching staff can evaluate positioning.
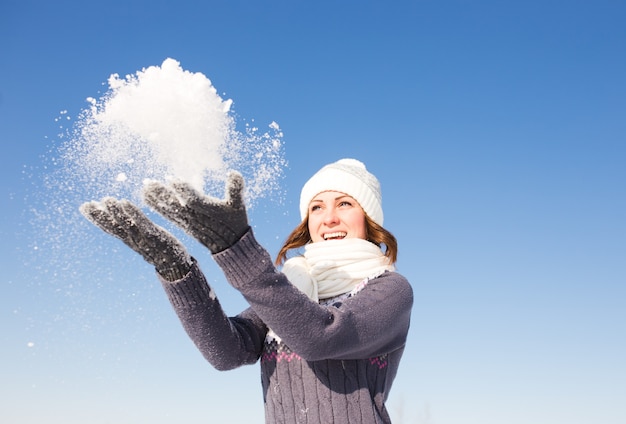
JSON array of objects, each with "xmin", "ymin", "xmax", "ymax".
[
  {"xmin": 338, "ymin": 200, "xmax": 353, "ymax": 207},
  {"xmin": 310, "ymin": 204, "xmax": 322, "ymax": 212}
]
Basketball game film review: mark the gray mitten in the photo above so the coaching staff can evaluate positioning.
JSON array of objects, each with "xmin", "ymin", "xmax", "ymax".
[
  {"xmin": 79, "ymin": 198, "xmax": 192, "ymax": 281},
  {"xmin": 143, "ymin": 171, "xmax": 249, "ymax": 254}
]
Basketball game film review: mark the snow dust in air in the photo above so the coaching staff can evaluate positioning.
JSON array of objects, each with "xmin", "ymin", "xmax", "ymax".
[
  {"xmin": 25, "ymin": 58, "xmax": 287, "ymax": 332},
  {"xmin": 61, "ymin": 57, "xmax": 286, "ymax": 205}
]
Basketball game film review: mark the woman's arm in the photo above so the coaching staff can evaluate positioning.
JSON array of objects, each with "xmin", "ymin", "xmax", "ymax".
[
  {"xmin": 140, "ymin": 175, "xmax": 412, "ymax": 361},
  {"xmin": 159, "ymin": 260, "xmax": 267, "ymax": 370},
  {"xmin": 214, "ymin": 229, "xmax": 413, "ymax": 361}
]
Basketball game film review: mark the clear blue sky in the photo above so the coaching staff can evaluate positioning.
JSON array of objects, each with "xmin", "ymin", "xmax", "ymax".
[{"xmin": 2, "ymin": 1, "xmax": 625, "ymax": 423}]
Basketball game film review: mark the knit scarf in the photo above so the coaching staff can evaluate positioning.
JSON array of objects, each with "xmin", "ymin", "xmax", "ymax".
[{"xmin": 281, "ymin": 238, "xmax": 394, "ymax": 302}]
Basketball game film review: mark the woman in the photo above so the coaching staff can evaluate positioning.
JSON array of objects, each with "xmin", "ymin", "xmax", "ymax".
[{"xmin": 80, "ymin": 158, "xmax": 413, "ymax": 424}]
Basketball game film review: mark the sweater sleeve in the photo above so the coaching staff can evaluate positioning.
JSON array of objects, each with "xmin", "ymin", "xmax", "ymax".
[
  {"xmin": 213, "ymin": 229, "xmax": 414, "ymax": 361},
  {"xmin": 158, "ymin": 259, "xmax": 267, "ymax": 370}
]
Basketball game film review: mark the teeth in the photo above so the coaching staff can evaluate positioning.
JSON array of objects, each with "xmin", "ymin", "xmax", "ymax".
[{"xmin": 324, "ymin": 232, "xmax": 347, "ymax": 240}]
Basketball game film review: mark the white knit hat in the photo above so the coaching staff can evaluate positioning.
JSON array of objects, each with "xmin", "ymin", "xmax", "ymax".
[{"xmin": 299, "ymin": 158, "xmax": 383, "ymax": 225}]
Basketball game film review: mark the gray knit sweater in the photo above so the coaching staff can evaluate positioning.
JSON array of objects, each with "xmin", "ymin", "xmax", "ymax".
[{"xmin": 159, "ymin": 229, "xmax": 413, "ymax": 424}]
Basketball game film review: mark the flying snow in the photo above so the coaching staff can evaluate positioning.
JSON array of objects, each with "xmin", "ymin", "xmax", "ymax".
[
  {"xmin": 25, "ymin": 58, "xmax": 288, "ymax": 309},
  {"xmin": 60, "ymin": 57, "xmax": 287, "ymax": 204}
]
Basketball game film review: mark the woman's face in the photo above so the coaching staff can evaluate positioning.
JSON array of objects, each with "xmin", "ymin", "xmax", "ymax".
[{"xmin": 307, "ymin": 191, "xmax": 367, "ymax": 243}]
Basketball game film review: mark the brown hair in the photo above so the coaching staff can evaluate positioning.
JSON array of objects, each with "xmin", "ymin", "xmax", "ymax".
[{"xmin": 275, "ymin": 214, "xmax": 398, "ymax": 266}]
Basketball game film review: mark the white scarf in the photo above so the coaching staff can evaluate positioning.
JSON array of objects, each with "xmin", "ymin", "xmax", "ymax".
[{"xmin": 281, "ymin": 238, "xmax": 394, "ymax": 302}]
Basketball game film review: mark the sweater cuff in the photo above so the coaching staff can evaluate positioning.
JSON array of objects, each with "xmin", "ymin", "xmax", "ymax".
[
  {"xmin": 212, "ymin": 228, "xmax": 276, "ymax": 289},
  {"xmin": 157, "ymin": 258, "xmax": 216, "ymax": 309}
]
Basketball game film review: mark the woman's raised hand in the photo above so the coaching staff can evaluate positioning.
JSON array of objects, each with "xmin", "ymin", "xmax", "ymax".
[
  {"xmin": 142, "ymin": 171, "xmax": 249, "ymax": 254},
  {"xmin": 79, "ymin": 198, "xmax": 192, "ymax": 281}
]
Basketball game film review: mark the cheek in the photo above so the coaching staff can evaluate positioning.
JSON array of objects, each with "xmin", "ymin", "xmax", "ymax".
[
  {"xmin": 307, "ymin": 217, "xmax": 321, "ymax": 241},
  {"xmin": 356, "ymin": 222, "xmax": 368, "ymax": 239},
  {"xmin": 346, "ymin": 212, "xmax": 367, "ymax": 237}
]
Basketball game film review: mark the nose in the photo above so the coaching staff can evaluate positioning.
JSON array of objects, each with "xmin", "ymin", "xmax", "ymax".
[{"xmin": 323, "ymin": 207, "xmax": 339, "ymax": 225}]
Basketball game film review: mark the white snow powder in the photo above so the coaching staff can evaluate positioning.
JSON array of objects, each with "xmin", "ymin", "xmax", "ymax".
[{"xmin": 60, "ymin": 58, "xmax": 287, "ymax": 205}]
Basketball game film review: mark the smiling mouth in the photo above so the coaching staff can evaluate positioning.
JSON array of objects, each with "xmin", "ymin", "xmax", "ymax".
[{"xmin": 323, "ymin": 232, "xmax": 347, "ymax": 240}]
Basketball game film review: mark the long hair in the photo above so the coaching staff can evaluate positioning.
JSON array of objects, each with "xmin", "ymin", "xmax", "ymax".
[{"xmin": 275, "ymin": 214, "xmax": 398, "ymax": 266}]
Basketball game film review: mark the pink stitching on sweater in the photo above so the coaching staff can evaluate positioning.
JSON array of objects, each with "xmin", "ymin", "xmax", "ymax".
[
  {"xmin": 262, "ymin": 350, "xmax": 302, "ymax": 363},
  {"xmin": 369, "ymin": 355, "xmax": 388, "ymax": 369}
]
